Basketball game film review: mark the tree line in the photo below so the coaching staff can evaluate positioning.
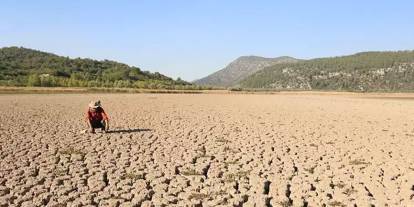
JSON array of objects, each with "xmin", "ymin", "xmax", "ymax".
[
  {"xmin": 0, "ymin": 47, "xmax": 208, "ymax": 90},
  {"xmin": 240, "ymin": 51, "xmax": 414, "ymax": 91}
]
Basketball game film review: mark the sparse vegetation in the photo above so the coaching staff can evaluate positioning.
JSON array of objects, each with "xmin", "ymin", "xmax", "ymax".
[
  {"xmin": 188, "ymin": 193, "xmax": 209, "ymax": 200},
  {"xmin": 195, "ymin": 147, "xmax": 212, "ymax": 159},
  {"xmin": 343, "ymin": 188, "xmax": 358, "ymax": 196},
  {"xmin": 224, "ymin": 174, "xmax": 237, "ymax": 183},
  {"xmin": 181, "ymin": 169, "xmax": 203, "ymax": 176},
  {"xmin": 349, "ymin": 159, "xmax": 371, "ymax": 165},
  {"xmin": 224, "ymin": 171, "xmax": 250, "ymax": 182},
  {"xmin": 0, "ymin": 86, "xmax": 208, "ymax": 94},
  {"xmin": 187, "ymin": 191, "xmax": 228, "ymax": 201},
  {"xmin": 328, "ymin": 201, "xmax": 346, "ymax": 207},
  {"xmin": 304, "ymin": 166, "xmax": 316, "ymax": 174},
  {"xmin": 277, "ymin": 200, "xmax": 293, "ymax": 207},
  {"xmin": 229, "ymin": 87, "xmax": 243, "ymax": 91},
  {"xmin": 309, "ymin": 143, "xmax": 318, "ymax": 148},
  {"xmin": 122, "ymin": 173, "xmax": 144, "ymax": 180},
  {"xmin": 335, "ymin": 182, "xmax": 346, "ymax": 189},
  {"xmin": 224, "ymin": 160, "xmax": 238, "ymax": 165},
  {"xmin": 216, "ymin": 137, "xmax": 228, "ymax": 143},
  {"xmin": 222, "ymin": 146, "xmax": 239, "ymax": 154},
  {"xmin": 60, "ymin": 147, "xmax": 85, "ymax": 156},
  {"xmin": 52, "ymin": 168, "xmax": 68, "ymax": 176}
]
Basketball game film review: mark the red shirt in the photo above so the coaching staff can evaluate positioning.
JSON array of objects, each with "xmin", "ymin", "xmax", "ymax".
[{"xmin": 86, "ymin": 107, "xmax": 109, "ymax": 122}]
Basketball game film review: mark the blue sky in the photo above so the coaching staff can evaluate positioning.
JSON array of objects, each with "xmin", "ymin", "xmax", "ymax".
[{"xmin": 1, "ymin": 0, "xmax": 413, "ymax": 81}]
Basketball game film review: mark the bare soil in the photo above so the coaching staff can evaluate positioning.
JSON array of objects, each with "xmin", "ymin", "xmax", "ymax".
[{"xmin": 0, "ymin": 93, "xmax": 413, "ymax": 206}]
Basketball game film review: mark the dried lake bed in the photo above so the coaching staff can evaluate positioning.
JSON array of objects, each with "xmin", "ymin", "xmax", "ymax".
[{"xmin": 0, "ymin": 93, "xmax": 413, "ymax": 206}]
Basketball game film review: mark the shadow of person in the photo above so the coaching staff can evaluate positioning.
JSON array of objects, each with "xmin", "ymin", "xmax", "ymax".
[{"xmin": 107, "ymin": 128, "xmax": 151, "ymax": 134}]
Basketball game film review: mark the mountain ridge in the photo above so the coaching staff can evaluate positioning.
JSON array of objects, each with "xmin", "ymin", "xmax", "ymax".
[
  {"xmin": 240, "ymin": 50, "xmax": 414, "ymax": 92},
  {"xmin": 194, "ymin": 55, "xmax": 300, "ymax": 87}
]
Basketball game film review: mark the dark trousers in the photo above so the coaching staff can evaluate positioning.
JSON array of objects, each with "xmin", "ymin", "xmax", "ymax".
[{"xmin": 90, "ymin": 120, "xmax": 105, "ymax": 129}]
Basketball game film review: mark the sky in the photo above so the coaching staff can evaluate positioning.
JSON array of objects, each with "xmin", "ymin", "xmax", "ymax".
[{"xmin": 1, "ymin": 0, "xmax": 414, "ymax": 81}]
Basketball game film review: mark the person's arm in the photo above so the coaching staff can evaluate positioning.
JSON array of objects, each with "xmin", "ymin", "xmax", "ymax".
[
  {"xmin": 85, "ymin": 110, "xmax": 94, "ymax": 132},
  {"xmin": 104, "ymin": 119, "xmax": 109, "ymax": 132},
  {"xmin": 102, "ymin": 109, "xmax": 110, "ymax": 132}
]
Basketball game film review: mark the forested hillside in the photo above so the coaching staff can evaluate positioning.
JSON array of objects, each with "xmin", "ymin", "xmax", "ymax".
[
  {"xmin": 0, "ymin": 47, "xmax": 195, "ymax": 89},
  {"xmin": 240, "ymin": 51, "xmax": 414, "ymax": 92}
]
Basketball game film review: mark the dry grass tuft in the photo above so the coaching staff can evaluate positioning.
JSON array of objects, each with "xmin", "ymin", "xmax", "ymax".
[
  {"xmin": 216, "ymin": 137, "xmax": 228, "ymax": 143},
  {"xmin": 304, "ymin": 165, "xmax": 317, "ymax": 174},
  {"xmin": 188, "ymin": 193, "xmax": 209, "ymax": 200},
  {"xmin": 277, "ymin": 200, "xmax": 293, "ymax": 207},
  {"xmin": 343, "ymin": 188, "xmax": 357, "ymax": 196},
  {"xmin": 349, "ymin": 159, "xmax": 371, "ymax": 165},
  {"xmin": 224, "ymin": 170, "xmax": 250, "ymax": 182},
  {"xmin": 122, "ymin": 173, "xmax": 144, "ymax": 180},
  {"xmin": 60, "ymin": 147, "xmax": 86, "ymax": 156},
  {"xmin": 329, "ymin": 201, "xmax": 346, "ymax": 207},
  {"xmin": 181, "ymin": 169, "xmax": 203, "ymax": 176}
]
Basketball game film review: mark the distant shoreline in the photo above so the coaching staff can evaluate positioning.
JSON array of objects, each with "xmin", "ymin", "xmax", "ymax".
[
  {"xmin": 0, "ymin": 86, "xmax": 211, "ymax": 94},
  {"xmin": 2, "ymin": 86, "xmax": 414, "ymax": 99}
]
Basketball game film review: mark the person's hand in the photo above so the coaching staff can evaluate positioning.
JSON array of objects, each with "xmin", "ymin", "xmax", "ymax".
[{"xmin": 105, "ymin": 122, "xmax": 109, "ymax": 132}]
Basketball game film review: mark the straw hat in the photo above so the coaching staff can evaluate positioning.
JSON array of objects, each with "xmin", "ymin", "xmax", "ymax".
[{"xmin": 88, "ymin": 100, "xmax": 101, "ymax": 108}]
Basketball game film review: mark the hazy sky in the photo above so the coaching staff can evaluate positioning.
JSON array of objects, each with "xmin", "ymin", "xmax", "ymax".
[{"xmin": 1, "ymin": 0, "xmax": 414, "ymax": 81}]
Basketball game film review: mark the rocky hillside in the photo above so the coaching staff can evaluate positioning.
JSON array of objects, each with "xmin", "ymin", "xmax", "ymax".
[
  {"xmin": 240, "ymin": 51, "xmax": 414, "ymax": 92},
  {"xmin": 194, "ymin": 56, "xmax": 299, "ymax": 87},
  {"xmin": 0, "ymin": 46, "xmax": 190, "ymax": 89}
]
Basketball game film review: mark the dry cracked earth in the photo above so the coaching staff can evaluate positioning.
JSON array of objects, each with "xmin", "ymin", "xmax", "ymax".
[{"xmin": 0, "ymin": 93, "xmax": 414, "ymax": 207}]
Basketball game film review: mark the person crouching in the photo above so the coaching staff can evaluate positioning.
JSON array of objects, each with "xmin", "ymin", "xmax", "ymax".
[{"xmin": 86, "ymin": 100, "xmax": 109, "ymax": 133}]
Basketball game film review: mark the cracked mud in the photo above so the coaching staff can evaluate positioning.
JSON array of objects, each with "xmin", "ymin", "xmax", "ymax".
[{"xmin": 1, "ymin": 93, "xmax": 414, "ymax": 206}]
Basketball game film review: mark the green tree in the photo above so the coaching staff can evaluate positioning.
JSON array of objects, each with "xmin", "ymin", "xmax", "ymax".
[{"xmin": 27, "ymin": 74, "xmax": 41, "ymax": 86}]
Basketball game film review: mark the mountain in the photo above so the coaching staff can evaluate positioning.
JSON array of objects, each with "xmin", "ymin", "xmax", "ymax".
[
  {"xmin": 193, "ymin": 56, "xmax": 300, "ymax": 87},
  {"xmin": 240, "ymin": 51, "xmax": 414, "ymax": 92},
  {"xmin": 0, "ymin": 46, "xmax": 190, "ymax": 89}
]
